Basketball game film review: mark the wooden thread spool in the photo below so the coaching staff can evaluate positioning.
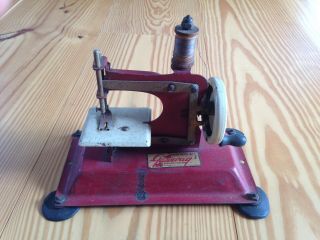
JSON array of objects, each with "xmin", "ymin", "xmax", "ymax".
[{"xmin": 171, "ymin": 15, "xmax": 199, "ymax": 72}]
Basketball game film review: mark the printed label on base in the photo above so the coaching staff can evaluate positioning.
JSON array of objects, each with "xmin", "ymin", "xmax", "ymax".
[{"xmin": 148, "ymin": 152, "xmax": 200, "ymax": 168}]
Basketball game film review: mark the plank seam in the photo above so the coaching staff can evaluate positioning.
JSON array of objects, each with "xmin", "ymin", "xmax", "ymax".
[
  {"xmin": 0, "ymin": 66, "xmax": 83, "ymax": 239},
  {"xmin": 232, "ymin": 211, "xmax": 239, "ymax": 240},
  {"xmin": 0, "ymin": 0, "xmax": 24, "ymax": 20},
  {"xmin": 0, "ymin": 3, "xmax": 114, "ymax": 235}
]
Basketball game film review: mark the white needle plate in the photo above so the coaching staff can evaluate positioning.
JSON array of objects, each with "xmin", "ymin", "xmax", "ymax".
[{"xmin": 79, "ymin": 107, "xmax": 151, "ymax": 147}]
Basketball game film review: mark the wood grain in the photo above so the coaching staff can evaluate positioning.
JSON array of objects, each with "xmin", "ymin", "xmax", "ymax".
[
  {"xmin": 0, "ymin": 0, "xmax": 113, "ymax": 234},
  {"xmin": 0, "ymin": 0, "xmax": 319, "ymax": 239}
]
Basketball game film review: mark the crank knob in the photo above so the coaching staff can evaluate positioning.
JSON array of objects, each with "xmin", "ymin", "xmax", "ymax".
[{"xmin": 219, "ymin": 128, "xmax": 247, "ymax": 147}]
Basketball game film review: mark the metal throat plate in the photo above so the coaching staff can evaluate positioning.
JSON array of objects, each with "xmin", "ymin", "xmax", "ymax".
[{"xmin": 79, "ymin": 107, "xmax": 151, "ymax": 147}]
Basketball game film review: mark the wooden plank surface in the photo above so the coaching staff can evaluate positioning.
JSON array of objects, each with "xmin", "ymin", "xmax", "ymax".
[{"xmin": 0, "ymin": 0, "xmax": 319, "ymax": 239}]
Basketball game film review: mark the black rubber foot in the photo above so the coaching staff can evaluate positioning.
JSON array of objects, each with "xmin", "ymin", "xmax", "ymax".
[
  {"xmin": 236, "ymin": 187, "xmax": 270, "ymax": 219},
  {"xmin": 42, "ymin": 191, "xmax": 80, "ymax": 221}
]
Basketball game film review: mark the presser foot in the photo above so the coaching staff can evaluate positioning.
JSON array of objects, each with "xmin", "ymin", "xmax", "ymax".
[
  {"xmin": 235, "ymin": 187, "xmax": 270, "ymax": 219},
  {"xmin": 42, "ymin": 191, "xmax": 80, "ymax": 222}
]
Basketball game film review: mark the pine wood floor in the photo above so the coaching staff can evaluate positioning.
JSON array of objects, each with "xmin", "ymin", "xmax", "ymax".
[{"xmin": 0, "ymin": 0, "xmax": 319, "ymax": 239}]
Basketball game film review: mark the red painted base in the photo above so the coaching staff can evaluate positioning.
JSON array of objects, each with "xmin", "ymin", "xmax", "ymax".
[{"xmin": 55, "ymin": 133, "xmax": 257, "ymax": 207}]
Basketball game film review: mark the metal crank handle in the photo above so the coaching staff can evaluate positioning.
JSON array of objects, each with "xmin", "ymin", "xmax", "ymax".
[{"xmin": 219, "ymin": 128, "xmax": 247, "ymax": 147}]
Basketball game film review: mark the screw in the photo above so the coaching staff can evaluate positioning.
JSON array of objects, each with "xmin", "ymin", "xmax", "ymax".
[
  {"xmin": 190, "ymin": 84, "xmax": 198, "ymax": 93},
  {"xmin": 120, "ymin": 126, "xmax": 129, "ymax": 131},
  {"xmin": 167, "ymin": 83, "xmax": 176, "ymax": 92},
  {"xmin": 136, "ymin": 191, "xmax": 147, "ymax": 201},
  {"xmin": 245, "ymin": 192, "xmax": 260, "ymax": 201},
  {"xmin": 160, "ymin": 137, "xmax": 169, "ymax": 143},
  {"xmin": 55, "ymin": 195, "xmax": 66, "ymax": 205},
  {"xmin": 72, "ymin": 130, "xmax": 82, "ymax": 138}
]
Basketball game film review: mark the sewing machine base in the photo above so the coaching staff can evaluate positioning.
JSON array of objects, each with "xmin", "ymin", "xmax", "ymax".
[{"xmin": 42, "ymin": 131, "xmax": 269, "ymax": 221}]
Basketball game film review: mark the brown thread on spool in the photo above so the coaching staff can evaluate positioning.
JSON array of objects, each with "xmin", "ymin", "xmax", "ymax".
[{"xmin": 171, "ymin": 15, "xmax": 199, "ymax": 72}]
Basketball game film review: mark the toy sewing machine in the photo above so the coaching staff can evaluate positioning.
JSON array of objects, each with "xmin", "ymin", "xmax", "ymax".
[{"xmin": 42, "ymin": 16, "xmax": 269, "ymax": 221}]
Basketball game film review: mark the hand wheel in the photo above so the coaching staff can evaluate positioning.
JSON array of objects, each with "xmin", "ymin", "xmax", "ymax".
[{"xmin": 203, "ymin": 77, "xmax": 228, "ymax": 144}]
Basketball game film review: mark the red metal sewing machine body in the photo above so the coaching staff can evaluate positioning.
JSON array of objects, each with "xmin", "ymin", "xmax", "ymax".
[
  {"xmin": 43, "ymin": 16, "xmax": 269, "ymax": 221},
  {"xmin": 105, "ymin": 68, "xmax": 207, "ymax": 140},
  {"xmin": 56, "ymin": 134, "xmax": 256, "ymax": 207},
  {"xmin": 54, "ymin": 68, "xmax": 257, "ymax": 207}
]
